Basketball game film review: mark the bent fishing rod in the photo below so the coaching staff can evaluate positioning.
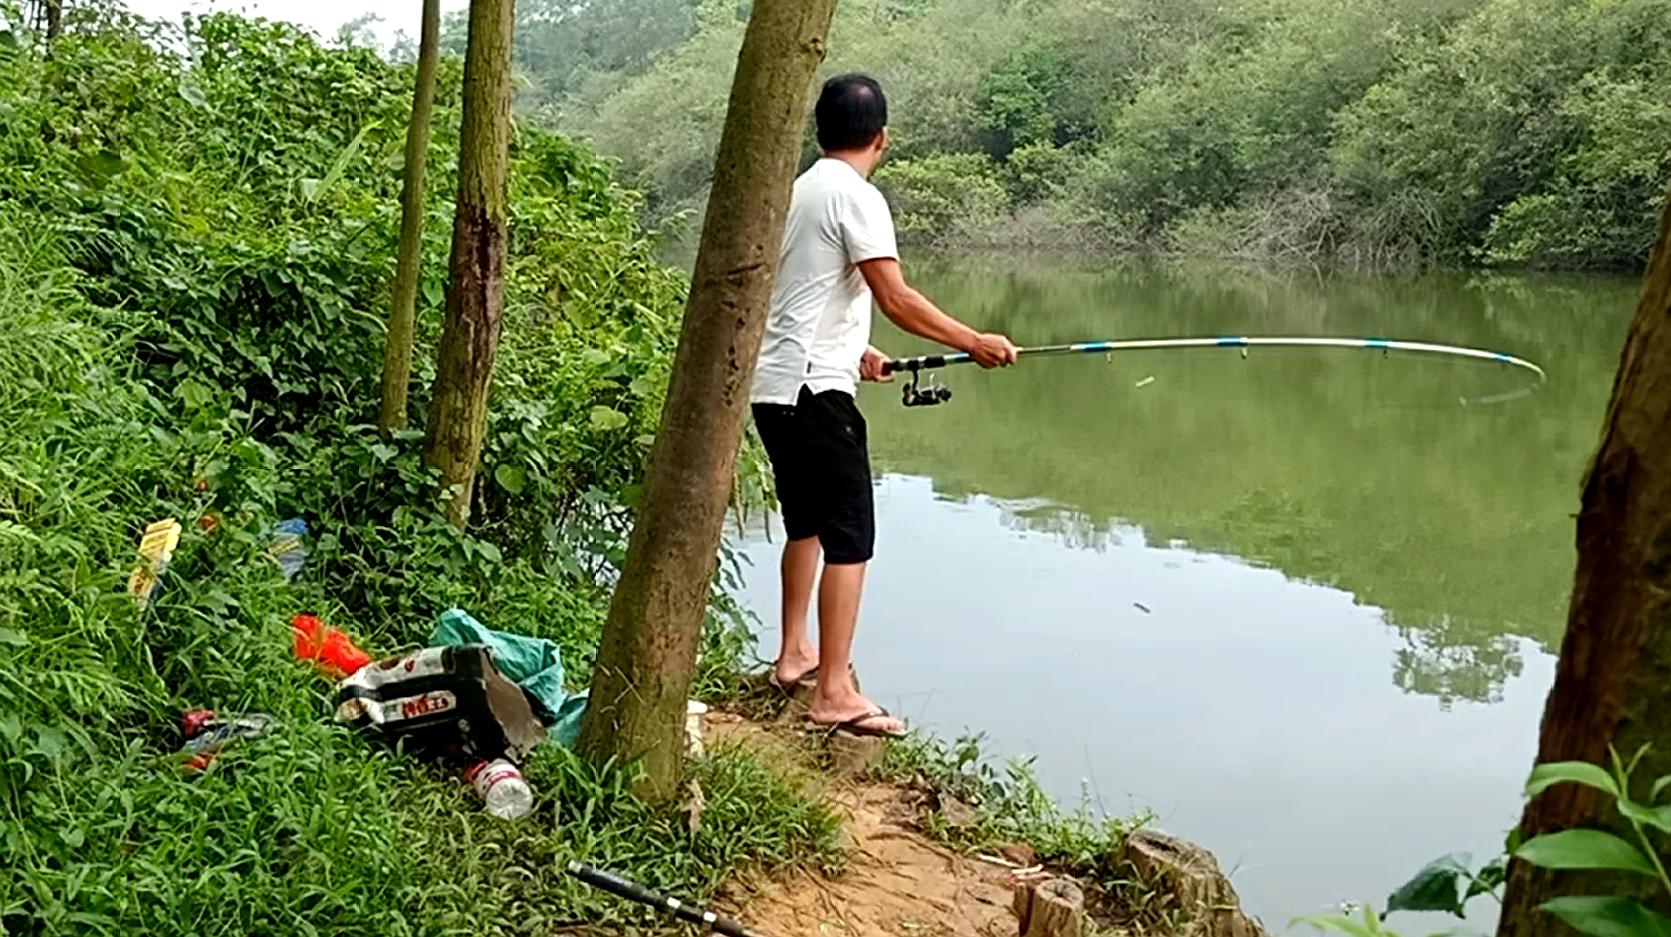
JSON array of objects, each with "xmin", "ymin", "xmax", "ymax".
[{"xmin": 880, "ymin": 335, "xmax": 1548, "ymax": 408}]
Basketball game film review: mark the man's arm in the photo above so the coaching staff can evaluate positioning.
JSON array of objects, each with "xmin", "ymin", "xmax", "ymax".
[{"xmin": 858, "ymin": 258, "xmax": 1017, "ymax": 368}]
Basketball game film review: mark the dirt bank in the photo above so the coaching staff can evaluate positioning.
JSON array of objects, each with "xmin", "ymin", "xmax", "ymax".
[{"xmin": 702, "ymin": 708, "xmax": 1269, "ymax": 937}]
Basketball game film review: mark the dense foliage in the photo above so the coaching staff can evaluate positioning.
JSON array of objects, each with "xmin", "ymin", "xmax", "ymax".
[
  {"xmin": 553, "ymin": 0, "xmax": 1671, "ymax": 269},
  {"xmin": 0, "ymin": 9, "xmax": 825, "ymax": 935}
]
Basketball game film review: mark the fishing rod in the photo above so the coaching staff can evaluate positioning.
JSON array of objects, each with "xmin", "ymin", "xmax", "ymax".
[
  {"xmin": 880, "ymin": 335, "xmax": 1548, "ymax": 408},
  {"xmin": 566, "ymin": 862, "xmax": 764, "ymax": 937}
]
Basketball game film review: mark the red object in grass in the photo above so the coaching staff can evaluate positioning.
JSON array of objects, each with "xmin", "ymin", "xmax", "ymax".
[
  {"xmin": 291, "ymin": 614, "xmax": 373, "ymax": 680},
  {"xmin": 182, "ymin": 709, "xmax": 217, "ymax": 739}
]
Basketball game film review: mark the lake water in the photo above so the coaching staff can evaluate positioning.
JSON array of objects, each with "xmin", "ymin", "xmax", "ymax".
[{"xmin": 727, "ymin": 257, "xmax": 1638, "ymax": 931}]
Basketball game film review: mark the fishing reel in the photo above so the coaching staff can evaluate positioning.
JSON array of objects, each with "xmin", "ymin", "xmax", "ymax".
[{"xmin": 900, "ymin": 368, "xmax": 953, "ymax": 408}]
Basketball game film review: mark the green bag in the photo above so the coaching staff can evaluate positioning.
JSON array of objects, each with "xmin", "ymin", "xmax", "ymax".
[{"xmin": 431, "ymin": 608, "xmax": 589, "ymax": 747}]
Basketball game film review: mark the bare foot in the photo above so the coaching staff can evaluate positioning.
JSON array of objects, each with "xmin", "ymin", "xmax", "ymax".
[
  {"xmin": 808, "ymin": 688, "xmax": 906, "ymax": 736},
  {"xmin": 773, "ymin": 643, "xmax": 818, "ymax": 686}
]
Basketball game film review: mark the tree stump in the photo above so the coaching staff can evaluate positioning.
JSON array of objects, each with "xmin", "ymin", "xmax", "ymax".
[
  {"xmin": 770, "ymin": 665, "xmax": 860, "ymax": 724},
  {"xmin": 1013, "ymin": 876, "xmax": 1083, "ymax": 937},
  {"xmin": 772, "ymin": 678, "xmax": 816, "ymax": 724},
  {"xmin": 825, "ymin": 729, "xmax": 887, "ymax": 775},
  {"xmin": 1122, "ymin": 830, "xmax": 1268, "ymax": 937}
]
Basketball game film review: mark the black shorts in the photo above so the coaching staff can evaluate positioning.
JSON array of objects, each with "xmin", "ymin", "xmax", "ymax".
[{"xmin": 751, "ymin": 387, "xmax": 875, "ymax": 565}]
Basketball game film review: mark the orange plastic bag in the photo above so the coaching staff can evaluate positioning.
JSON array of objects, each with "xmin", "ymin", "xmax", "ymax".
[{"xmin": 292, "ymin": 614, "xmax": 372, "ymax": 680}]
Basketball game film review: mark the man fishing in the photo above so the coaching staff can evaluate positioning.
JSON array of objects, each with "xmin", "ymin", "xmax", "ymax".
[{"xmin": 750, "ymin": 74, "xmax": 1018, "ymax": 738}]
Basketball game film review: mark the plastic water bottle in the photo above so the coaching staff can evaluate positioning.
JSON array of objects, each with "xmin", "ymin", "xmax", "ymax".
[{"xmin": 466, "ymin": 759, "xmax": 533, "ymax": 820}]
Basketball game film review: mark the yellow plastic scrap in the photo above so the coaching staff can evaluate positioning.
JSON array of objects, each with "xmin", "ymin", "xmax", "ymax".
[{"xmin": 128, "ymin": 518, "xmax": 181, "ymax": 610}]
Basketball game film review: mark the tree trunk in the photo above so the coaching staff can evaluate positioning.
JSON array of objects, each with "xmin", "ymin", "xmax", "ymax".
[
  {"xmin": 44, "ymin": 0, "xmax": 62, "ymax": 42},
  {"xmin": 378, "ymin": 0, "xmax": 441, "ymax": 437},
  {"xmin": 1013, "ymin": 877, "xmax": 1084, "ymax": 937},
  {"xmin": 575, "ymin": 0, "xmax": 839, "ymax": 802},
  {"xmin": 422, "ymin": 0, "xmax": 514, "ymax": 527},
  {"xmin": 1496, "ymin": 188, "xmax": 1671, "ymax": 934}
]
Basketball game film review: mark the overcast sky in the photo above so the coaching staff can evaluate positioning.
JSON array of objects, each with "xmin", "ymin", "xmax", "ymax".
[{"xmin": 125, "ymin": 0, "xmax": 469, "ymax": 43}]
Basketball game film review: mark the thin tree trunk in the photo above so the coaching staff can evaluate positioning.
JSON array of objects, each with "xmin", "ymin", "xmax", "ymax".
[
  {"xmin": 576, "ymin": 0, "xmax": 839, "ymax": 802},
  {"xmin": 1497, "ymin": 187, "xmax": 1671, "ymax": 934},
  {"xmin": 44, "ymin": 0, "xmax": 62, "ymax": 42},
  {"xmin": 378, "ymin": 0, "xmax": 441, "ymax": 437},
  {"xmin": 422, "ymin": 0, "xmax": 514, "ymax": 527}
]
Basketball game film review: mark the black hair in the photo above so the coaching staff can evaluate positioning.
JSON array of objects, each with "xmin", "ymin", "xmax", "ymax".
[{"xmin": 815, "ymin": 74, "xmax": 888, "ymax": 152}]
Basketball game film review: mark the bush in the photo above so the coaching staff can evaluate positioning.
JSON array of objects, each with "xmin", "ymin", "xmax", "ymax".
[
  {"xmin": 873, "ymin": 152, "xmax": 1012, "ymax": 245},
  {"xmin": 0, "ymin": 12, "xmax": 818, "ymax": 936}
]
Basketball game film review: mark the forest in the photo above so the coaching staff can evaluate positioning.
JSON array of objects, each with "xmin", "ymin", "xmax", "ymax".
[{"xmin": 517, "ymin": 0, "xmax": 1671, "ymax": 269}]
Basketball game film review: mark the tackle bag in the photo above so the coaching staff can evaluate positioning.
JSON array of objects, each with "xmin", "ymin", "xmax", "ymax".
[{"xmin": 334, "ymin": 644, "xmax": 545, "ymax": 764}]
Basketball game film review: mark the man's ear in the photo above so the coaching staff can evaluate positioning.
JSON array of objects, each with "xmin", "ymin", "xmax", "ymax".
[{"xmin": 878, "ymin": 127, "xmax": 890, "ymax": 155}]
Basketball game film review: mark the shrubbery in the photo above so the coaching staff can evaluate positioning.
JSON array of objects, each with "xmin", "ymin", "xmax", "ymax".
[{"xmin": 0, "ymin": 11, "xmax": 818, "ymax": 935}]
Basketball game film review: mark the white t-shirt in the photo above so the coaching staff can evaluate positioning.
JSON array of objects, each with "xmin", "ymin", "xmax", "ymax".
[{"xmin": 750, "ymin": 158, "xmax": 899, "ymax": 406}]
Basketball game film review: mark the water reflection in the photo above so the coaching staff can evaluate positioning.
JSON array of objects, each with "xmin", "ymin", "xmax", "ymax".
[{"xmin": 865, "ymin": 257, "xmax": 1632, "ymax": 705}]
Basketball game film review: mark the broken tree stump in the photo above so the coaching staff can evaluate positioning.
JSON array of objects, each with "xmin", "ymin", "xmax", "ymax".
[
  {"xmin": 769, "ymin": 665, "xmax": 861, "ymax": 724},
  {"xmin": 772, "ymin": 677, "xmax": 815, "ymax": 724},
  {"xmin": 1013, "ymin": 875, "xmax": 1083, "ymax": 937},
  {"xmin": 825, "ymin": 728, "xmax": 888, "ymax": 775},
  {"xmin": 1122, "ymin": 829, "xmax": 1269, "ymax": 937}
]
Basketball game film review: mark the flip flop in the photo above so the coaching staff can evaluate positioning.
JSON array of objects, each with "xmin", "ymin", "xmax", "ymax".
[
  {"xmin": 813, "ymin": 708, "xmax": 907, "ymax": 739},
  {"xmin": 766, "ymin": 664, "xmax": 818, "ymax": 693}
]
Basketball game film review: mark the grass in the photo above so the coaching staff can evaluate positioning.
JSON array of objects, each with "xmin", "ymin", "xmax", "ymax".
[
  {"xmin": 877, "ymin": 731, "xmax": 1200, "ymax": 934},
  {"xmin": 0, "ymin": 221, "xmax": 843, "ymax": 935},
  {"xmin": 878, "ymin": 731, "xmax": 1144, "ymax": 877}
]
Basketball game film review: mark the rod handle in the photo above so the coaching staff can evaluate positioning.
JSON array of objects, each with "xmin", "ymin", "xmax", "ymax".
[{"xmin": 567, "ymin": 862, "xmax": 757, "ymax": 937}]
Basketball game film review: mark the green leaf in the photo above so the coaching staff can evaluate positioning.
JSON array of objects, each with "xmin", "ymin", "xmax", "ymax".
[
  {"xmin": 77, "ymin": 149, "xmax": 127, "ymax": 181},
  {"xmin": 1527, "ymin": 761, "xmax": 1620, "ymax": 800},
  {"xmin": 178, "ymin": 80, "xmax": 207, "ymax": 108},
  {"xmin": 1464, "ymin": 856, "xmax": 1507, "ymax": 900},
  {"xmin": 1515, "ymin": 830, "xmax": 1656, "ymax": 875},
  {"xmin": 32, "ymin": 726, "xmax": 67, "ymax": 760},
  {"xmin": 176, "ymin": 379, "xmax": 213, "ymax": 410},
  {"xmin": 589, "ymin": 407, "xmax": 628, "ymax": 432},
  {"xmin": 1385, "ymin": 854, "xmax": 1469, "ymax": 917},
  {"xmin": 474, "ymin": 540, "xmax": 502, "ymax": 563},
  {"xmin": 1540, "ymin": 897, "xmax": 1671, "ymax": 937},
  {"xmin": 1652, "ymin": 776, "xmax": 1671, "ymax": 803},
  {"xmin": 369, "ymin": 443, "xmax": 397, "ymax": 463},
  {"xmin": 1617, "ymin": 798, "xmax": 1671, "ymax": 834},
  {"xmin": 494, "ymin": 464, "xmax": 527, "ymax": 496},
  {"xmin": 306, "ymin": 120, "xmax": 380, "ymax": 205},
  {"xmin": 0, "ymin": 628, "xmax": 26, "ymax": 647}
]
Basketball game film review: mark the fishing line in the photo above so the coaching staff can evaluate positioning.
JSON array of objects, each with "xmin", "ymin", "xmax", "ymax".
[{"xmin": 880, "ymin": 335, "xmax": 1548, "ymax": 408}]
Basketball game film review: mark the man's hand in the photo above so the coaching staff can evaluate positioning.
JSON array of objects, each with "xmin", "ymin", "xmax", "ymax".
[
  {"xmin": 969, "ymin": 332, "xmax": 1019, "ymax": 369},
  {"xmin": 860, "ymin": 346, "xmax": 894, "ymax": 382},
  {"xmin": 856, "ymin": 258, "xmax": 1020, "ymax": 370}
]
